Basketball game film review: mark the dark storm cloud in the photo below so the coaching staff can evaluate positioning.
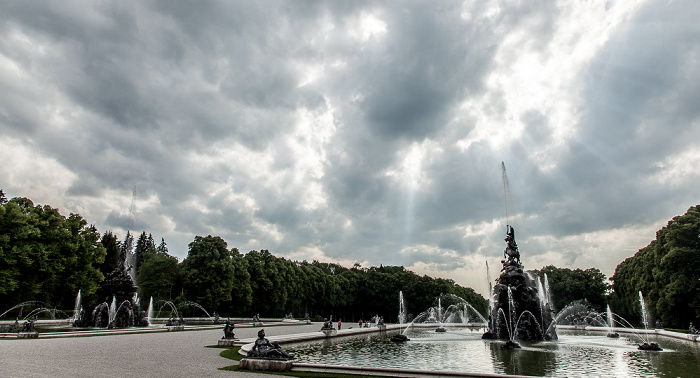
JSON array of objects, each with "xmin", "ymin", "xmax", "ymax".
[
  {"xmin": 2, "ymin": 0, "xmax": 699, "ymax": 293},
  {"xmin": 345, "ymin": 3, "xmax": 498, "ymax": 141}
]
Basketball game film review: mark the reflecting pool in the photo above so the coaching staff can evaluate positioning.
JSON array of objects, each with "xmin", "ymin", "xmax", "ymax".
[{"xmin": 286, "ymin": 327, "xmax": 700, "ymax": 377}]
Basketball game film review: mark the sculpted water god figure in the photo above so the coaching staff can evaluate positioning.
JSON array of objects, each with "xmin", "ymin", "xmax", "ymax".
[
  {"xmin": 222, "ymin": 319, "xmax": 236, "ymax": 339},
  {"xmin": 320, "ymin": 317, "xmax": 335, "ymax": 330},
  {"xmin": 247, "ymin": 329, "xmax": 294, "ymax": 360},
  {"xmin": 503, "ymin": 225, "xmax": 520, "ymax": 264}
]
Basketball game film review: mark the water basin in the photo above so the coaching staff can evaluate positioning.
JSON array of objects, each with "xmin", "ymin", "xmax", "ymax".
[{"xmin": 286, "ymin": 327, "xmax": 700, "ymax": 377}]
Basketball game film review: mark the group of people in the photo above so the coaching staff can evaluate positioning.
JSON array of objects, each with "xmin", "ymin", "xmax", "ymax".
[
  {"xmin": 690, "ymin": 322, "xmax": 699, "ymax": 335},
  {"xmin": 357, "ymin": 319, "xmax": 373, "ymax": 328}
]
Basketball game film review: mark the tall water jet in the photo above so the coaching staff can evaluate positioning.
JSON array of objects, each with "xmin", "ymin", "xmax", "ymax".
[
  {"xmin": 637, "ymin": 291, "xmax": 662, "ymax": 350},
  {"xmin": 147, "ymin": 297, "xmax": 154, "ymax": 325},
  {"xmin": 398, "ymin": 291, "xmax": 407, "ymax": 324},
  {"xmin": 486, "ymin": 261, "xmax": 495, "ymax": 333},
  {"xmin": 639, "ymin": 291, "xmax": 649, "ymax": 334},
  {"xmin": 71, "ymin": 290, "xmax": 82, "ymax": 324},
  {"xmin": 606, "ymin": 304, "xmax": 619, "ymax": 338},
  {"xmin": 535, "ymin": 276, "xmax": 548, "ymax": 333},
  {"xmin": 543, "ymin": 274, "xmax": 552, "ymax": 309},
  {"xmin": 435, "ymin": 298, "xmax": 446, "ymax": 332},
  {"xmin": 501, "ymin": 162, "xmax": 512, "ymax": 226},
  {"xmin": 392, "ymin": 291, "xmax": 411, "ymax": 342},
  {"xmin": 108, "ymin": 296, "xmax": 117, "ymax": 326}
]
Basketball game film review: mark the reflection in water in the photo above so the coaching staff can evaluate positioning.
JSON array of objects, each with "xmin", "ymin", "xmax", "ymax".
[
  {"xmin": 490, "ymin": 342, "xmax": 556, "ymax": 376},
  {"xmin": 285, "ymin": 328, "xmax": 700, "ymax": 377}
]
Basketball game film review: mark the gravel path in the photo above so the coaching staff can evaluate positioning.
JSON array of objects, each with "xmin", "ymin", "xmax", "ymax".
[{"xmin": 0, "ymin": 322, "xmax": 322, "ymax": 378}]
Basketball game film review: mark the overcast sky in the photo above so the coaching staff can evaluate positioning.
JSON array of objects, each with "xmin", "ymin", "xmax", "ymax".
[{"xmin": 2, "ymin": 0, "xmax": 699, "ymax": 297}]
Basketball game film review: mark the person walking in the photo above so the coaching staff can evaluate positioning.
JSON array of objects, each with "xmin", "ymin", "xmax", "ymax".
[{"xmin": 338, "ymin": 319, "xmax": 342, "ymax": 330}]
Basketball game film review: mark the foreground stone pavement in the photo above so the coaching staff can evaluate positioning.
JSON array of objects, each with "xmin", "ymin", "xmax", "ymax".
[{"xmin": 0, "ymin": 322, "xmax": 322, "ymax": 377}]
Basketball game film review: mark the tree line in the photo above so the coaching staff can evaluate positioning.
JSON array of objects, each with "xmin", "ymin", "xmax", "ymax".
[
  {"xmin": 608, "ymin": 205, "xmax": 700, "ymax": 329},
  {"xmin": 0, "ymin": 191, "xmax": 487, "ymax": 321},
  {"xmin": 530, "ymin": 265, "xmax": 609, "ymax": 313}
]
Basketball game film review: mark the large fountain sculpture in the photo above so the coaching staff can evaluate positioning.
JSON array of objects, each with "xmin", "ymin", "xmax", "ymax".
[
  {"xmin": 73, "ymin": 247, "xmax": 148, "ymax": 328},
  {"xmin": 484, "ymin": 225, "xmax": 557, "ymax": 342}
]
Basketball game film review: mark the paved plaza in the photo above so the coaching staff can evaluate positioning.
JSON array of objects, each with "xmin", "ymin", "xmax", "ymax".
[{"xmin": 0, "ymin": 322, "xmax": 322, "ymax": 378}]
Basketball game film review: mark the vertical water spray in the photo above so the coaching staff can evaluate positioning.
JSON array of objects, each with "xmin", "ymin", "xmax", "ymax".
[
  {"xmin": 636, "ymin": 291, "xmax": 662, "ymax": 350},
  {"xmin": 73, "ymin": 290, "xmax": 82, "ymax": 322},
  {"xmin": 147, "ymin": 297, "xmax": 153, "ymax": 326},
  {"xmin": 109, "ymin": 296, "xmax": 117, "ymax": 324},
  {"xmin": 501, "ymin": 162, "xmax": 510, "ymax": 226},
  {"xmin": 639, "ymin": 291, "xmax": 649, "ymax": 333},
  {"xmin": 536, "ymin": 277, "xmax": 547, "ymax": 333},
  {"xmin": 605, "ymin": 304, "xmax": 619, "ymax": 338},
  {"xmin": 485, "ymin": 261, "xmax": 496, "ymax": 332},
  {"xmin": 536, "ymin": 277, "xmax": 546, "ymax": 310},
  {"xmin": 544, "ymin": 274, "xmax": 552, "ymax": 310},
  {"xmin": 398, "ymin": 291, "xmax": 407, "ymax": 324},
  {"xmin": 507, "ymin": 286, "xmax": 516, "ymax": 340}
]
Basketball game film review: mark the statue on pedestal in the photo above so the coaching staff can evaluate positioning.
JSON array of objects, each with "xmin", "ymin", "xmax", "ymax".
[
  {"xmin": 320, "ymin": 317, "xmax": 334, "ymax": 330},
  {"xmin": 247, "ymin": 329, "xmax": 294, "ymax": 360},
  {"xmin": 222, "ymin": 319, "xmax": 236, "ymax": 339}
]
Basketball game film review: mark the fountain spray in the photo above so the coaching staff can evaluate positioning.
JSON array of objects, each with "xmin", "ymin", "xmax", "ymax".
[
  {"xmin": 501, "ymin": 162, "xmax": 509, "ymax": 228},
  {"xmin": 73, "ymin": 290, "xmax": 82, "ymax": 323},
  {"xmin": 637, "ymin": 291, "xmax": 662, "ymax": 350}
]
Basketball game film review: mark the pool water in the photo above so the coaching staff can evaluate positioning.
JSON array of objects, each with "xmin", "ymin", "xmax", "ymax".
[{"xmin": 286, "ymin": 327, "xmax": 700, "ymax": 377}]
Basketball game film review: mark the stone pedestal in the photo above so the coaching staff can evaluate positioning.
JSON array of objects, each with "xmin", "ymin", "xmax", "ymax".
[
  {"xmin": 218, "ymin": 339, "xmax": 239, "ymax": 347},
  {"xmin": 239, "ymin": 358, "xmax": 294, "ymax": 372},
  {"xmin": 321, "ymin": 329, "xmax": 337, "ymax": 337},
  {"xmin": 377, "ymin": 325, "xmax": 387, "ymax": 331},
  {"xmin": 252, "ymin": 322, "xmax": 264, "ymax": 327},
  {"xmin": 18, "ymin": 332, "xmax": 39, "ymax": 339},
  {"xmin": 166, "ymin": 325, "xmax": 185, "ymax": 331}
]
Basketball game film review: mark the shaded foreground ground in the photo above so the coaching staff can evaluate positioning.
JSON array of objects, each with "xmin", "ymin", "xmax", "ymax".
[{"xmin": 0, "ymin": 322, "xmax": 322, "ymax": 377}]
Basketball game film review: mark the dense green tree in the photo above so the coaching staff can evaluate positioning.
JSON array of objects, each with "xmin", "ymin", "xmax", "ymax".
[
  {"xmin": 56, "ymin": 218, "xmax": 106, "ymax": 307},
  {"xmin": 98, "ymin": 231, "xmax": 120, "ymax": 277},
  {"xmin": 134, "ymin": 231, "xmax": 157, "ymax": 275},
  {"xmin": 610, "ymin": 205, "xmax": 700, "ymax": 328},
  {"xmin": 244, "ymin": 250, "xmax": 279, "ymax": 315},
  {"xmin": 227, "ymin": 248, "xmax": 252, "ymax": 314},
  {"xmin": 157, "ymin": 237, "xmax": 168, "ymax": 254},
  {"xmin": 0, "ymin": 197, "xmax": 44, "ymax": 306},
  {"xmin": 180, "ymin": 235, "xmax": 236, "ymax": 312},
  {"xmin": 137, "ymin": 251, "xmax": 179, "ymax": 302},
  {"xmin": 0, "ymin": 197, "xmax": 105, "ymax": 311},
  {"xmin": 530, "ymin": 266, "xmax": 609, "ymax": 312}
]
